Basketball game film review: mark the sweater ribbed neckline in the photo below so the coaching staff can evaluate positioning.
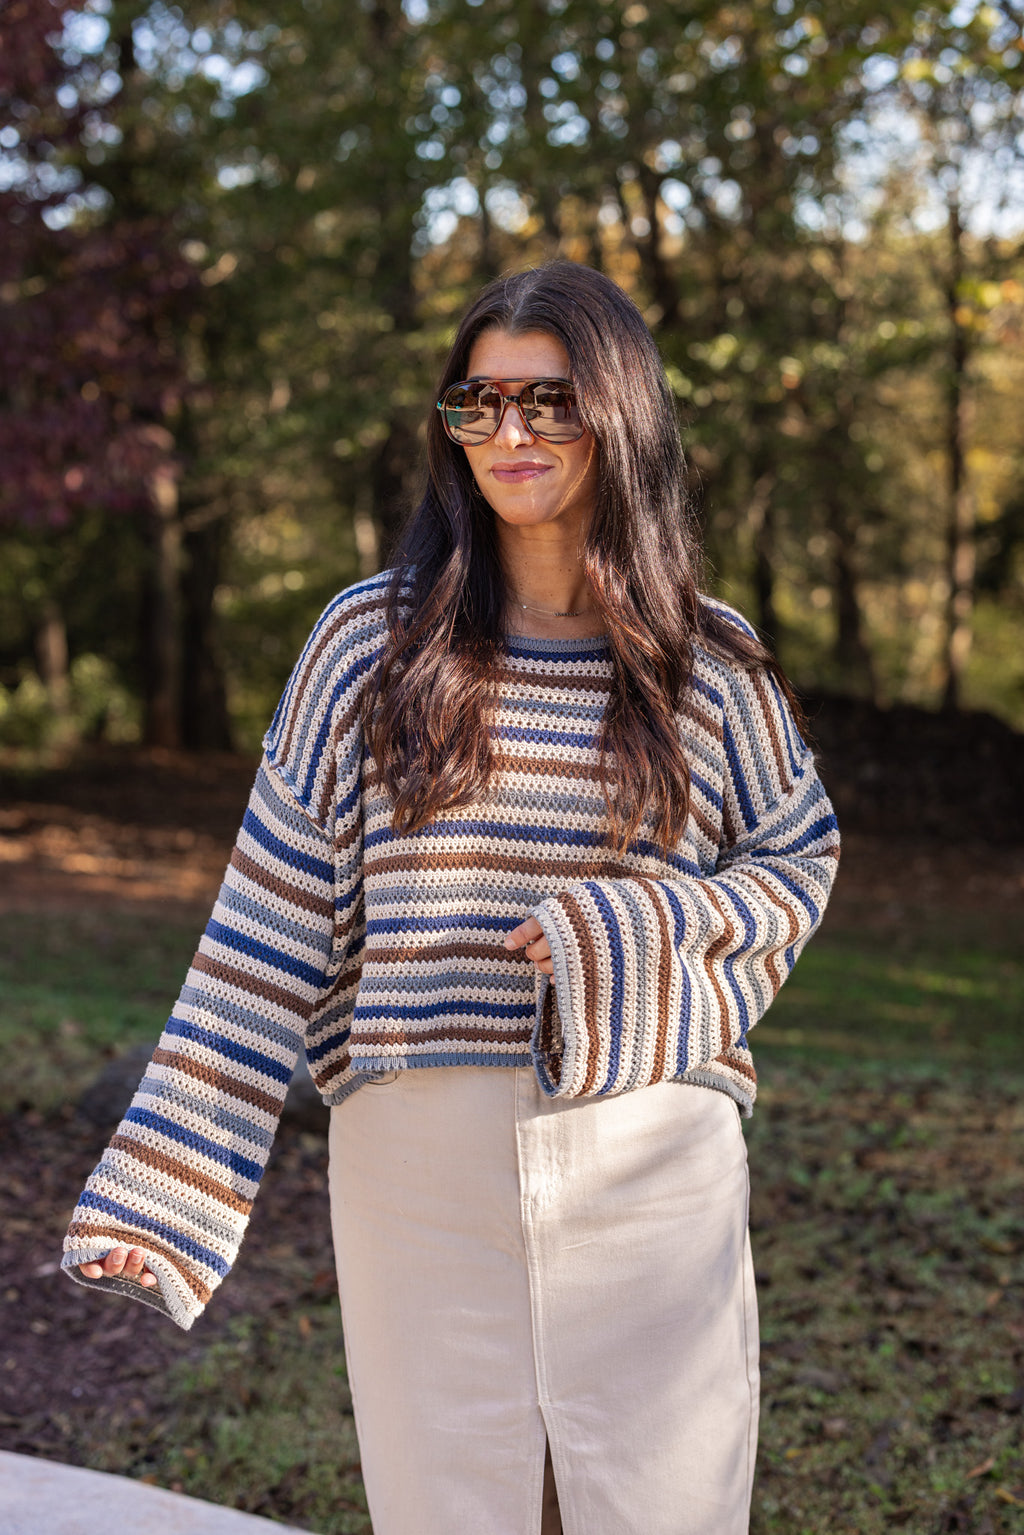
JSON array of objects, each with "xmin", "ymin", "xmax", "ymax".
[{"xmin": 504, "ymin": 631, "xmax": 610, "ymax": 653}]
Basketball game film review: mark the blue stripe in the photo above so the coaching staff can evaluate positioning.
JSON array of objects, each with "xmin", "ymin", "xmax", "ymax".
[
  {"xmin": 768, "ymin": 672, "xmax": 805, "ymax": 771},
  {"xmin": 717, "ymin": 884, "xmax": 755, "ymax": 1036},
  {"xmin": 583, "ymin": 883, "xmax": 626, "ymax": 1094},
  {"xmin": 722, "ymin": 715, "xmax": 758, "ymax": 832},
  {"xmin": 334, "ymin": 876, "xmax": 363, "ymax": 916},
  {"xmin": 77, "ymin": 1190, "xmax": 231, "ymax": 1276},
  {"xmin": 305, "ymin": 1030, "xmax": 350, "ymax": 1064},
  {"xmin": 353, "ymin": 998, "xmax": 533, "ymax": 1023},
  {"xmin": 690, "ymin": 672, "xmax": 724, "ymax": 709},
  {"xmin": 122, "ymin": 1107, "xmax": 264, "ymax": 1182},
  {"xmin": 689, "ymin": 767, "xmax": 724, "ymax": 812},
  {"xmin": 765, "ymin": 813, "xmax": 838, "ymax": 857},
  {"xmin": 204, "ymin": 919, "xmax": 325, "ymax": 989},
  {"xmin": 763, "ymin": 866, "xmax": 821, "ymax": 928},
  {"xmin": 299, "ymin": 650, "xmax": 379, "ymax": 806},
  {"xmin": 632, "ymin": 838, "xmax": 703, "ymax": 878},
  {"xmin": 493, "ymin": 724, "xmax": 599, "ymax": 749},
  {"xmin": 505, "ymin": 642, "xmax": 610, "ymax": 663},
  {"xmin": 350, "ymin": 1049, "xmax": 535, "ymax": 1071},
  {"xmin": 365, "ymin": 819, "xmax": 611, "ymax": 852},
  {"xmin": 661, "ymin": 883, "xmax": 691, "ymax": 1074},
  {"xmin": 366, "ymin": 912, "xmax": 513, "ymax": 936},
  {"xmin": 241, "ymin": 808, "xmax": 333, "ymax": 882},
  {"xmin": 164, "ymin": 1016, "xmax": 292, "ymax": 1084}
]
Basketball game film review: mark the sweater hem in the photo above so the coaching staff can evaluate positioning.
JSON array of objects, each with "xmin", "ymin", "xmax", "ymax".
[
  {"xmin": 676, "ymin": 1068, "xmax": 755, "ymax": 1118},
  {"xmin": 337, "ymin": 1050, "xmax": 535, "ymax": 1090},
  {"xmin": 60, "ymin": 1248, "xmax": 199, "ymax": 1331}
]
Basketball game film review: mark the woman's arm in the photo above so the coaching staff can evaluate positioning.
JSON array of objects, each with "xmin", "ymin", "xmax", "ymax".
[
  {"xmin": 62, "ymin": 578, "xmax": 384, "ymax": 1328},
  {"xmin": 508, "ymin": 661, "xmax": 839, "ymax": 1106},
  {"xmin": 62, "ymin": 757, "xmax": 341, "ymax": 1328}
]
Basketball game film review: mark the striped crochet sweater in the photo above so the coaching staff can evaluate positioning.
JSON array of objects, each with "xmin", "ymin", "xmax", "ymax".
[{"xmin": 62, "ymin": 572, "xmax": 839, "ymax": 1328}]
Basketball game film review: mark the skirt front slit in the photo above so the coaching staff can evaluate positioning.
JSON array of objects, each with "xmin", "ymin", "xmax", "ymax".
[{"xmin": 328, "ymin": 1065, "xmax": 758, "ymax": 1535}]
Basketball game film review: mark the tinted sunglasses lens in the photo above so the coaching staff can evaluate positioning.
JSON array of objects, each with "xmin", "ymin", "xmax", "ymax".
[
  {"xmin": 521, "ymin": 382, "xmax": 582, "ymax": 441},
  {"xmin": 442, "ymin": 382, "xmax": 502, "ymax": 444}
]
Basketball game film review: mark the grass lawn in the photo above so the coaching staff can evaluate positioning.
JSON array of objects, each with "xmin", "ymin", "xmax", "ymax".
[{"xmin": 1, "ymin": 900, "xmax": 1021, "ymax": 1533}]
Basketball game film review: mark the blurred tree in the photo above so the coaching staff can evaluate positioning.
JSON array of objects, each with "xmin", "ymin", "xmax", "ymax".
[
  {"xmin": 886, "ymin": 3, "xmax": 1024, "ymax": 708},
  {"xmin": 0, "ymin": 0, "xmax": 198, "ymax": 743},
  {"xmin": 1, "ymin": 0, "xmax": 1022, "ymax": 751}
]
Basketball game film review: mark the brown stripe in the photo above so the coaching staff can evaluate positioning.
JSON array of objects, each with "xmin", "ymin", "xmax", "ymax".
[
  {"xmin": 634, "ymin": 879, "xmax": 674, "ymax": 1080},
  {"xmin": 313, "ymin": 1050, "xmax": 352, "ymax": 1088},
  {"xmin": 277, "ymin": 594, "xmax": 384, "ymax": 765},
  {"xmin": 363, "ymin": 753, "xmax": 605, "ymax": 798},
  {"xmin": 678, "ymin": 694, "xmax": 724, "ymax": 744},
  {"xmin": 229, "ymin": 847, "xmax": 334, "ymax": 918},
  {"xmin": 536, "ymin": 986, "xmax": 560, "ymax": 1081},
  {"xmin": 556, "ymin": 891, "xmax": 603, "ymax": 1094},
  {"xmin": 350, "ymin": 1023, "xmax": 532, "ymax": 1047},
  {"xmin": 370, "ymin": 940, "xmax": 512, "ymax": 965},
  {"xmin": 711, "ymin": 1051, "xmax": 757, "ymax": 1083},
  {"xmin": 702, "ymin": 885, "xmax": 738, "ymax": 1055},
  {"xmin": 314, "ymin": 694, "xmax": 372, "ymax": 827},
  {"xmin": 687, "ymin": 800, "xmax": 719, "ymax": 847},
  {"xmin": 363, "ymin": 848, "xmax": 636, "ymax": 882},
  {"xmin": 151, "ymin": 1048, "xmax": 286, "ymax": 1119},
  {"xmin": 751, "ymin": 670, "xmax": 791, "ymax": 791},
  {"xmin": 501, "ymin": 666, "xmax": 610, "ymax": 694},
  {"xmin": 742, "ymin": 870, "xmax": 801, "ymax": 996},
  {"xmin": 67, "ymin": 1222, "xmax": 212, "ymax": 1303},
  {"xmin": 190, "ymin": 950, "xmax": 313, "ymax": 1020},
  {"xmin": 108, "ymin": 1133, "xmax": 254, "ymax": 1215}
]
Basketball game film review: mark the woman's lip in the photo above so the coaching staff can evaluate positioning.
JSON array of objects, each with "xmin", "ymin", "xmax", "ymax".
[{"xmin": 491, "ymin": 463, "xmax": 551, "ymax": 481}]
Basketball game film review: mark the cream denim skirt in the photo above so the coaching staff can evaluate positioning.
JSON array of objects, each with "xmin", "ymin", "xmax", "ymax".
[{"xmin": 328, "ymin": 1066, "xmax": 759, "ymax": 1535}]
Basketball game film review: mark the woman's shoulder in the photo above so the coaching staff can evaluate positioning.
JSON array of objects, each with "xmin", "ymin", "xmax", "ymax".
[
  {"xmin": 262, "ymin": 571, "xmax": 397, "ymax": 791},
  {"xmin": 696, "ymin": 592, "xmax": 760, "ymax": 644}
]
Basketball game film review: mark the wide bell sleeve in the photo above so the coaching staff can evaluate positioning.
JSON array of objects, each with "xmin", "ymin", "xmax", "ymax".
[
  {"xmin": 61, "ymin": 579, "xmax": 383, "ymax": 1329},
  {"xmin": 528, "ymin": 658, "xmax": 840, "ymax": 1111}
]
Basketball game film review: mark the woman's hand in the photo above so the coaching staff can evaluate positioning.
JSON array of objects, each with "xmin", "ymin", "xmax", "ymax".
[
  {"xmin": 505, "ymin": 916, "xmax": 554, "ymax": 976},
  {"xmin": 78, "ymin": 1246, "xmax": 158, "ymax": 1289}
]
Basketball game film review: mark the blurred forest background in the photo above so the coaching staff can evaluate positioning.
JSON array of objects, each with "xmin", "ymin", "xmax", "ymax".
[
  {"xmin": 2, "ymin": 0, "xmax": 1023, "ymax": 753},
  {"xmin": 3, "ymin": 6, "xmax": 1024, "ymax": 1532}
]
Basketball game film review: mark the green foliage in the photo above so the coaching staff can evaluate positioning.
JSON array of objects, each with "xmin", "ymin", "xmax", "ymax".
[
  {"xmin": 1, "ymin": 0, "xmax": 1023, "ymax": 734},
  {"xmin": 0, "ymin": 903, "xmax": 201, "ymax": 1115},
  {"xmin": 0, "ymin": 654, "xmax": 140, "ymax": 753}
]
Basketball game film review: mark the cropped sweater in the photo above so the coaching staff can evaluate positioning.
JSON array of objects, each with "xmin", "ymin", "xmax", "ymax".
[{"xmin": 62, "ymin": 571, "xmax": 840, "ymax": 1329}]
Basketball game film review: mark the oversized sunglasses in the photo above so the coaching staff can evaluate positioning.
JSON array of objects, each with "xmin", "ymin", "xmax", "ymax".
[{"xmin": 436, "ymin": 378, "xmax": 585, "ymax": 446}]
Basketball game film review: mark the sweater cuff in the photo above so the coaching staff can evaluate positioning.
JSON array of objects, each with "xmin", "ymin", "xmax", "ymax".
[{"xmin": 528, "ymin": 896, "xmax": 593, "ymax": 1098}]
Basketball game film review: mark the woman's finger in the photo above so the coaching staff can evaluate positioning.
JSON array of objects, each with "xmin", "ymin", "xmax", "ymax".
[
  {"xmin": 102, "ymin": 1246, "xmax": 130, "ymax": 1275},
  {"xmin": 505, "ymin": 916, "xmax": 544, "ymax": 950},
  {"xmin": 78, "ymin": 1247, "xmax": 158, "ymax": 1287}
]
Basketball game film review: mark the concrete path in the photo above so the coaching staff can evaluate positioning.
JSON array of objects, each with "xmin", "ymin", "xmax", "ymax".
[{"xmin": 0, "ymin": 1450, "xmax": 313, "ymax": 1534}]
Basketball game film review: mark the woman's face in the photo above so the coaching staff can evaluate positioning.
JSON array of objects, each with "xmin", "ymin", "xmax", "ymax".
[{"xmin": 459, "ymin": 328, "xmax": 600, "ymax": 544}]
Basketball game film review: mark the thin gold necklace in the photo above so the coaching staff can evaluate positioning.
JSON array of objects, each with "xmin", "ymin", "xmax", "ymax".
[{"xmin": 512, "ymin": 592, "xmax": 594, "ymax": 618}]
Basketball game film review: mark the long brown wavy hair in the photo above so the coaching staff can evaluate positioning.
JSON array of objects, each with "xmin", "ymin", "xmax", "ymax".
[{"xmin": 366, "ymin": 260, "xmax": 804, "ymax": 853}]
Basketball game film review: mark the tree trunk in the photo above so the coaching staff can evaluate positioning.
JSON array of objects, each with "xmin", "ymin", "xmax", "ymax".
[
  {"xmin": 635, "ymin": 168, "xmax": 680, "ymax": 327},
  {"xmin": 747, "ymin": 468, "xmax": 778, "ymax": 643},
  {"xmin": 828, "ymin": 504, "xmax": 877, "ymax": 697},
  {"xmin": 940, "ymin": 192, "xmax": 975, "ymax": 711},
  {"xmin": 140, "ymin": 462, "xmax": 182, "ymax": 748},
  {"xmin": 372, "ymin": 419, "xmax": 420, "ymax": 563},
  {"xmin": 180, "ymin": 508, "xmax": 233, "ymax": 751},
  {"xmin": 35, "ymin": 598, "xmax": 70, "ymax": 716}
]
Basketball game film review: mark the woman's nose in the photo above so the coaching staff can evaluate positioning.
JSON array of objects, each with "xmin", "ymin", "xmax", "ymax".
[{"xmin": 492, "ymin": 398, "xmax": 537, "ymax": 448}]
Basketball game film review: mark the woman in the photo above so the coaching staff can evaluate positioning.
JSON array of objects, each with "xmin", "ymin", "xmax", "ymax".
[{"xmin": 64, "ymin": 261, "xmax": 839, "ymax": 1534}]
